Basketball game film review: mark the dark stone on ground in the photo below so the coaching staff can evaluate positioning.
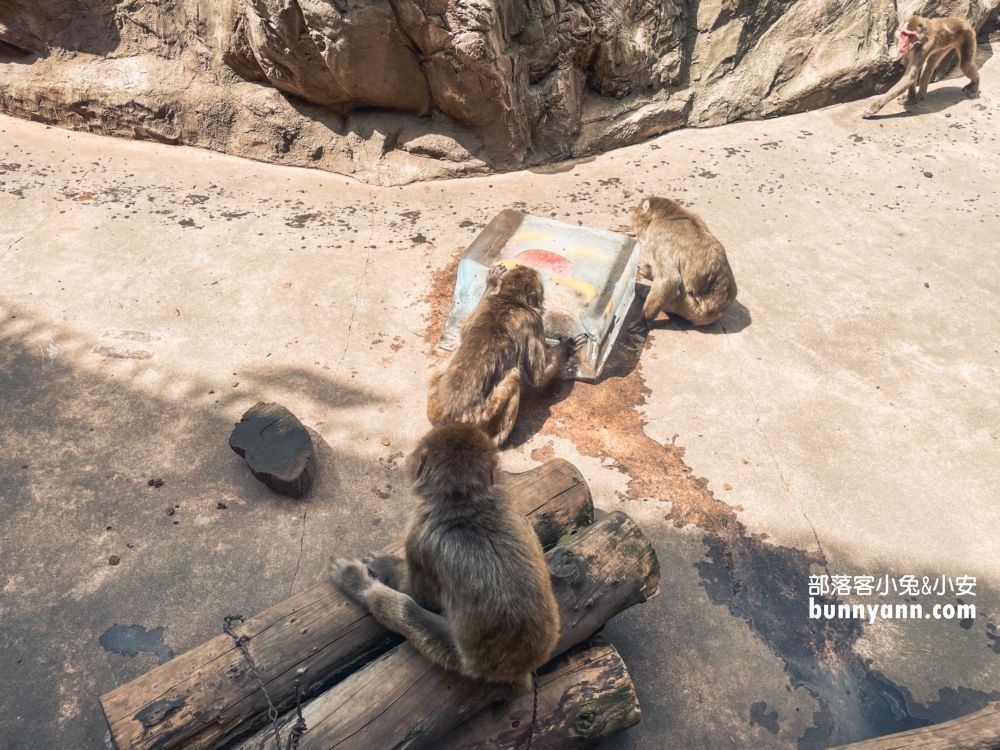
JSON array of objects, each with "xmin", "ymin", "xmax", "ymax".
[{"xmin": 229, "ymin": 402, "xmax": 316, "ymax": 499}]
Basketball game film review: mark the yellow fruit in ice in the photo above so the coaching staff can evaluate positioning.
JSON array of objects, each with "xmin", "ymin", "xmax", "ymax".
[{"xmin": 551, "ymin": 276, "xmax": 597, "ymax": 303}]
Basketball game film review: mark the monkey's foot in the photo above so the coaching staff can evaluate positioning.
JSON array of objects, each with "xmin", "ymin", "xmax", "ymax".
[
  {"xmin": 331, "ymin": 558, "xmax": 376, "ymax": 604},
  {"xmin": 861, "ymin": 106, "xmax": 879, "ymax": 119},
  {"xmin": 569, "ymin": 333, "xmax": 588, "ymax": 353},
  {"xmin": 361, "ymin": 552, "xmax": 405, "ymax": 587},
  {"xmin": 636, "ymin": 262, "xmax": 654, "ymax": 280},
  {"xmin": 964, "ymin": 82, "xmax": 980, "ymax": 98}
]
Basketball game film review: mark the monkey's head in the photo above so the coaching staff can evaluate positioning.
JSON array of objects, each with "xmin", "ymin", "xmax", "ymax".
[
  {"xmin": 497, "ymin": 265, "xmax": 545, "ymax": 311},
  {"xmin": 899, "ymin": 16, "xmax": 925, "ymax": 53},
  {"xmin": 409, "ymin": 422, "xmax": 498, "ymax": 499},
  {"xmin": 632, "ymin": 196, "xmax": 680, "ymax": 239}
]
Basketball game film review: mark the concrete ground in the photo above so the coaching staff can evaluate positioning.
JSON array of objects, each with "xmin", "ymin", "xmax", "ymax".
[{"xmin": 1, "ymin": 51, "xmax": 998, "ymax": 750}]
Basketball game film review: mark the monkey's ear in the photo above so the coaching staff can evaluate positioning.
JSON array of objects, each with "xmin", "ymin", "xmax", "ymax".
[
  {"xmin": 416, "ymin": 449, "xmax": 428, "ymax": 479},
  {"xmin": 642, "ymin": 199, "xmax": 650, "ymax": 212}
]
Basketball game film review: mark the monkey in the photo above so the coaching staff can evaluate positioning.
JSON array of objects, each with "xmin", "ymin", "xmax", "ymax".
[
  {"xmin": 427, "ymin": 264, "xmax": 586, "ymax": 446},
  {"xmin": 862, "ymin": 15, "xmax": 979, "ymax": 118},
  {"xmin": 628, "ymin": 196, "xmax": 737, "ymax": 332},
  {"xmin": 331, "ymin": 422, "xmax": 560, "ymax": 685}
]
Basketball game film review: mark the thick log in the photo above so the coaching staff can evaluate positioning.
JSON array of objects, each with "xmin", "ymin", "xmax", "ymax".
[
  {"xmin": 100, "ymin": 459, "xmax": 594, "ymax": 750},
  {"xmin": 830, "ymin": 702, "xmax": 1000, "ymax": 750},
  {"xmin": 440, "ymin": 636, "xmax": 642, "ymax": 750},
  {"xmin": 235, "ymin": 510, "xmax": 659, "ymax": 750}
]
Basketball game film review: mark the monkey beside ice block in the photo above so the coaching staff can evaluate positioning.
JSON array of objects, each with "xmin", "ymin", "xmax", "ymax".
[
  {"xmin": 331, "ymin": 422, "xmax": 560, "ymax": 686},
  {"xmin": 629, "ymin": 196, "xmax": 737, "ymax": 332},
  {"xmin": 427, "ymin": 264, "xmax": 585, "ymax": 447},
  {"xmin": 862, "ymin": 15, "xmax": 979, "ymax": 118}
]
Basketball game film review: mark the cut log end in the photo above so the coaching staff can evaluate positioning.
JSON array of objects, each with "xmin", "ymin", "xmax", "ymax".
[{"xmin": 440, "ymin": 636, "xmax": 642, "ymax": 750}]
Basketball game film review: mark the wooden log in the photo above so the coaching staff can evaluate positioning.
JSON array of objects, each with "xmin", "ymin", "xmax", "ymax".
[
  {"xmin": 100, "ymin": 459, "xmax": 594, "ymax": 750},
  {"xmin": 234, "ymin": 510, "xmax": 659, "ymax": 750},
  {"xmin": 440, "ymin": 636, "xmax": 642, "ymax": 750},
  {"xmin": 830, "ymin": 702, "xmax": 1000, "ymax": 750}
]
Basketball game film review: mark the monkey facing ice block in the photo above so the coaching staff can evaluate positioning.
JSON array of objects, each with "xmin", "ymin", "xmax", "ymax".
[{"xmin": 438, "ymin": 211, "xmax": 638, "ymax": 382}]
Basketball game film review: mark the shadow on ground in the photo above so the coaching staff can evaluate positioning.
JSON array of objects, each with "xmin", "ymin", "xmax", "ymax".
[{"xmin": 0, "ymin": 304, "xmax": 400, "ymax": 748}]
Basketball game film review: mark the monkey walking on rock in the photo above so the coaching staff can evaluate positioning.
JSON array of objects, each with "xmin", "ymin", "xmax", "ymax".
[
  {"xmin": 862, "ymin": 15, "xmax": 979, "ymax": 118},
  {"xmin": 629, "ymin": 196, "xmax": 738, "ymax": 332},
  {"xmin": 331, "ymin": 422, "xmax": 560, "ymax": 686},
  {"xmin": 427, "ymin": 264, "xmax": 586, "ymax": 446}
]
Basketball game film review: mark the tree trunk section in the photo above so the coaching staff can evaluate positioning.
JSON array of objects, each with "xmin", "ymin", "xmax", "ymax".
[
  {"xmin": 830, "ymin": 702, "xmax": 1000, "ymax": 750},
  {"xmin": 440, "ymin": 636, "xmax": 642, "ymax": 750},
  {"xmin": 100, "ymin": 459, "xmax": 594, "ymax": 750},
  {"xmin": 234, "ymin": 510, "xmax": 659, "ymax": 750}
]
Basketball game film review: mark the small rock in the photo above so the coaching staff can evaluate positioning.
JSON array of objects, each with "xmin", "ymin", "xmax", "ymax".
[
  {"xmin": 924, "ymin": 282, "xmax": 929, "ymax": 288},
  {"xmin": 923, "ymin": 172, "xmax": 933, "ymax": 178},
  {"xmin": 380, "ymin": 437, "xmax": 390, "ymax": 446},
  {"xmin": 229, "ymin": 402, "xmax": 316, "ymax": 498},
  {"xmin": 165, "ymin": 507, "xmax": 174, "ymax": 516},
  {"xmin": 723, "ymin": 483, "xmax": 732, "ymax": 490},
  {"xmin": 217, "ymin": 502, "xmax": 227, "ymax": 510},
  {"xmin": 148, "ymin": 478, "xmax": 164, "ymax": 488},
  {"xmin": 232, "ymin": 382, "xmax": 239, "ymax": 387},
  {"xmin": 109, "ymin": 555, "xmax": 120, "ymax": 566}
]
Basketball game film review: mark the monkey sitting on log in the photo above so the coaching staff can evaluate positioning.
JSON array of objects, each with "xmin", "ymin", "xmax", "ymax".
[
  {"xmin": 629, "ymin": 196, "xmax": 737, "ymax": 332},
  {"xmin": 862, "ymin": 15, "xmax": 980, "ymax": 118},
  {"xmin": 427, "ymin": 264, "xmax": 585, "ymax": 446},
  {"xmin": 332, "ymin": 422, "xmax": 560, "ymax": 685}
]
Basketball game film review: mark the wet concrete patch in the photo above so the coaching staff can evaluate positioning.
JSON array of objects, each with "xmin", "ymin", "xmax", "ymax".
[
  {"xmin": 99, "ymin": 625, "xmax": 173, "ymax": 664},
  {"xmin": 750, "ymin": 700, "xmax": 780, "ymax": 734}
]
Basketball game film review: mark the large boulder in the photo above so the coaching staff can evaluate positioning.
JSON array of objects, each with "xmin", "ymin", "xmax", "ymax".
[{"xmin": 0, "ymin": 0, "xmax": 996, "ymax": 184}]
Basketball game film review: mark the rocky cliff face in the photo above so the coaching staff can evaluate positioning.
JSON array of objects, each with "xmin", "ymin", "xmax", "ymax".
[{"xmin": 1, "ymin": 0, "xmax": 996, "ymax": 184}]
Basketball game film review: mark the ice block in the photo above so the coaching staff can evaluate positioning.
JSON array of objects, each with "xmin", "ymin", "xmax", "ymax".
[{"xmin": 438, "ymin": 210, "xmax": 638, "ymax": 381}]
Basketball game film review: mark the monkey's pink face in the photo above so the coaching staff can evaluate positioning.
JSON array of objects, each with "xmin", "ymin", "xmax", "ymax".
[{"xmin": 899, "ymin": 28, "xmax": 919, "ymax": 53}]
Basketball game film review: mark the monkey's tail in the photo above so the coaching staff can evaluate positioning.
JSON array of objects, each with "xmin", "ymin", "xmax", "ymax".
[{"xmin": 523, "ymin": 670, "xmax": 538, "ymax": 750}]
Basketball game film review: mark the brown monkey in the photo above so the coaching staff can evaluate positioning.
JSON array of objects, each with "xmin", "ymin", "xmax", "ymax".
[
  {"xmin": 629, "ymin": 196, "xmax": 737, "ymax": 332},
  {"xmin": 332, "ymin": 422, "xmax": 560, "ymax": 684},
  {"xmin": 427, "ymin": 264, "xmax": 585, "ymax": 446},
  {"xmin": 862, "ymin": 15, "xmax": 979, "ymax": 118}
]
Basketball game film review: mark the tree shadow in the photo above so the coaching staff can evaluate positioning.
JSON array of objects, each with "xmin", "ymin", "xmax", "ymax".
[{"xmin": 0, "ymin": 302, "xmax": 394, "ymax": 748}]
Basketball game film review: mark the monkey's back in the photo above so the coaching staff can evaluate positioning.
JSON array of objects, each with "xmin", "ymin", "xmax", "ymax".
[
  {"xmin": 435, "ymin": 296, "xmax": 543, "ymax": 421},
  {"xmin": 646, "ymin": 211, "xmax": 737, "ymax": 307},
  {"xmin": 408, "ymin": 496, "xmax": 560, "ymax": 682}
]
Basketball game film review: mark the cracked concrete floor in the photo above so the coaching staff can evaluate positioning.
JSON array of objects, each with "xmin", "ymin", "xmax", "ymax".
[{"xmin": 1, "ymin": 54, "xmax": 999, "ymax": 750}]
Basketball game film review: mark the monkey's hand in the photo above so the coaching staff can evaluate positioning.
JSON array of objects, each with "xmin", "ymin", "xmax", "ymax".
[
  {"xmin": 566, "ymin": 333, "xmax": 588, "ymax": 357},
  {"xmin": 861, "ymin": 104, "xmax": 880, "ymax": 119},
  {"xmin": 362, "ymin": 552, "xmax": 406, "ymax": 589},
  {"xmin": 627, "ymin": 317, "xmax": 651, "ymax": 335},
  {"xmin": 330, "ymin": 558, "xmax": 377, "ymax": 606},
  {"xmin": 637, "ymin": 262, "xmax": 654, "ymax": 281},
  {"xmin": 484, "ymin": 263, "xmax": 508, "ymax": 296}
]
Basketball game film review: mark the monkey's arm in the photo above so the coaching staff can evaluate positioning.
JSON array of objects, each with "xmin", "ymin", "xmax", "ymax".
[
  {"xmin": 524, "ymin": 334, "xmax": 585, "ymax": 388},
  {"xmin": 863, "ymin": 56, "xmax": 923, "ymax": 117},
  {"xmin": 335, "ymin": 559, "xmax": 465, "ymax": 675}
]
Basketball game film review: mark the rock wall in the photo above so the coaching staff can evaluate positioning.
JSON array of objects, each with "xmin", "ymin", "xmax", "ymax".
[{"xmin": 0, "ymin": 0, "xmax": 996, "ymax": 185}]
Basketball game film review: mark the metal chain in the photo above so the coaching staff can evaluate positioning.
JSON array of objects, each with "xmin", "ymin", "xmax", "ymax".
[{"xmin": 223, "ymin": 615, "xmax": 307, "ymax": 750}]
